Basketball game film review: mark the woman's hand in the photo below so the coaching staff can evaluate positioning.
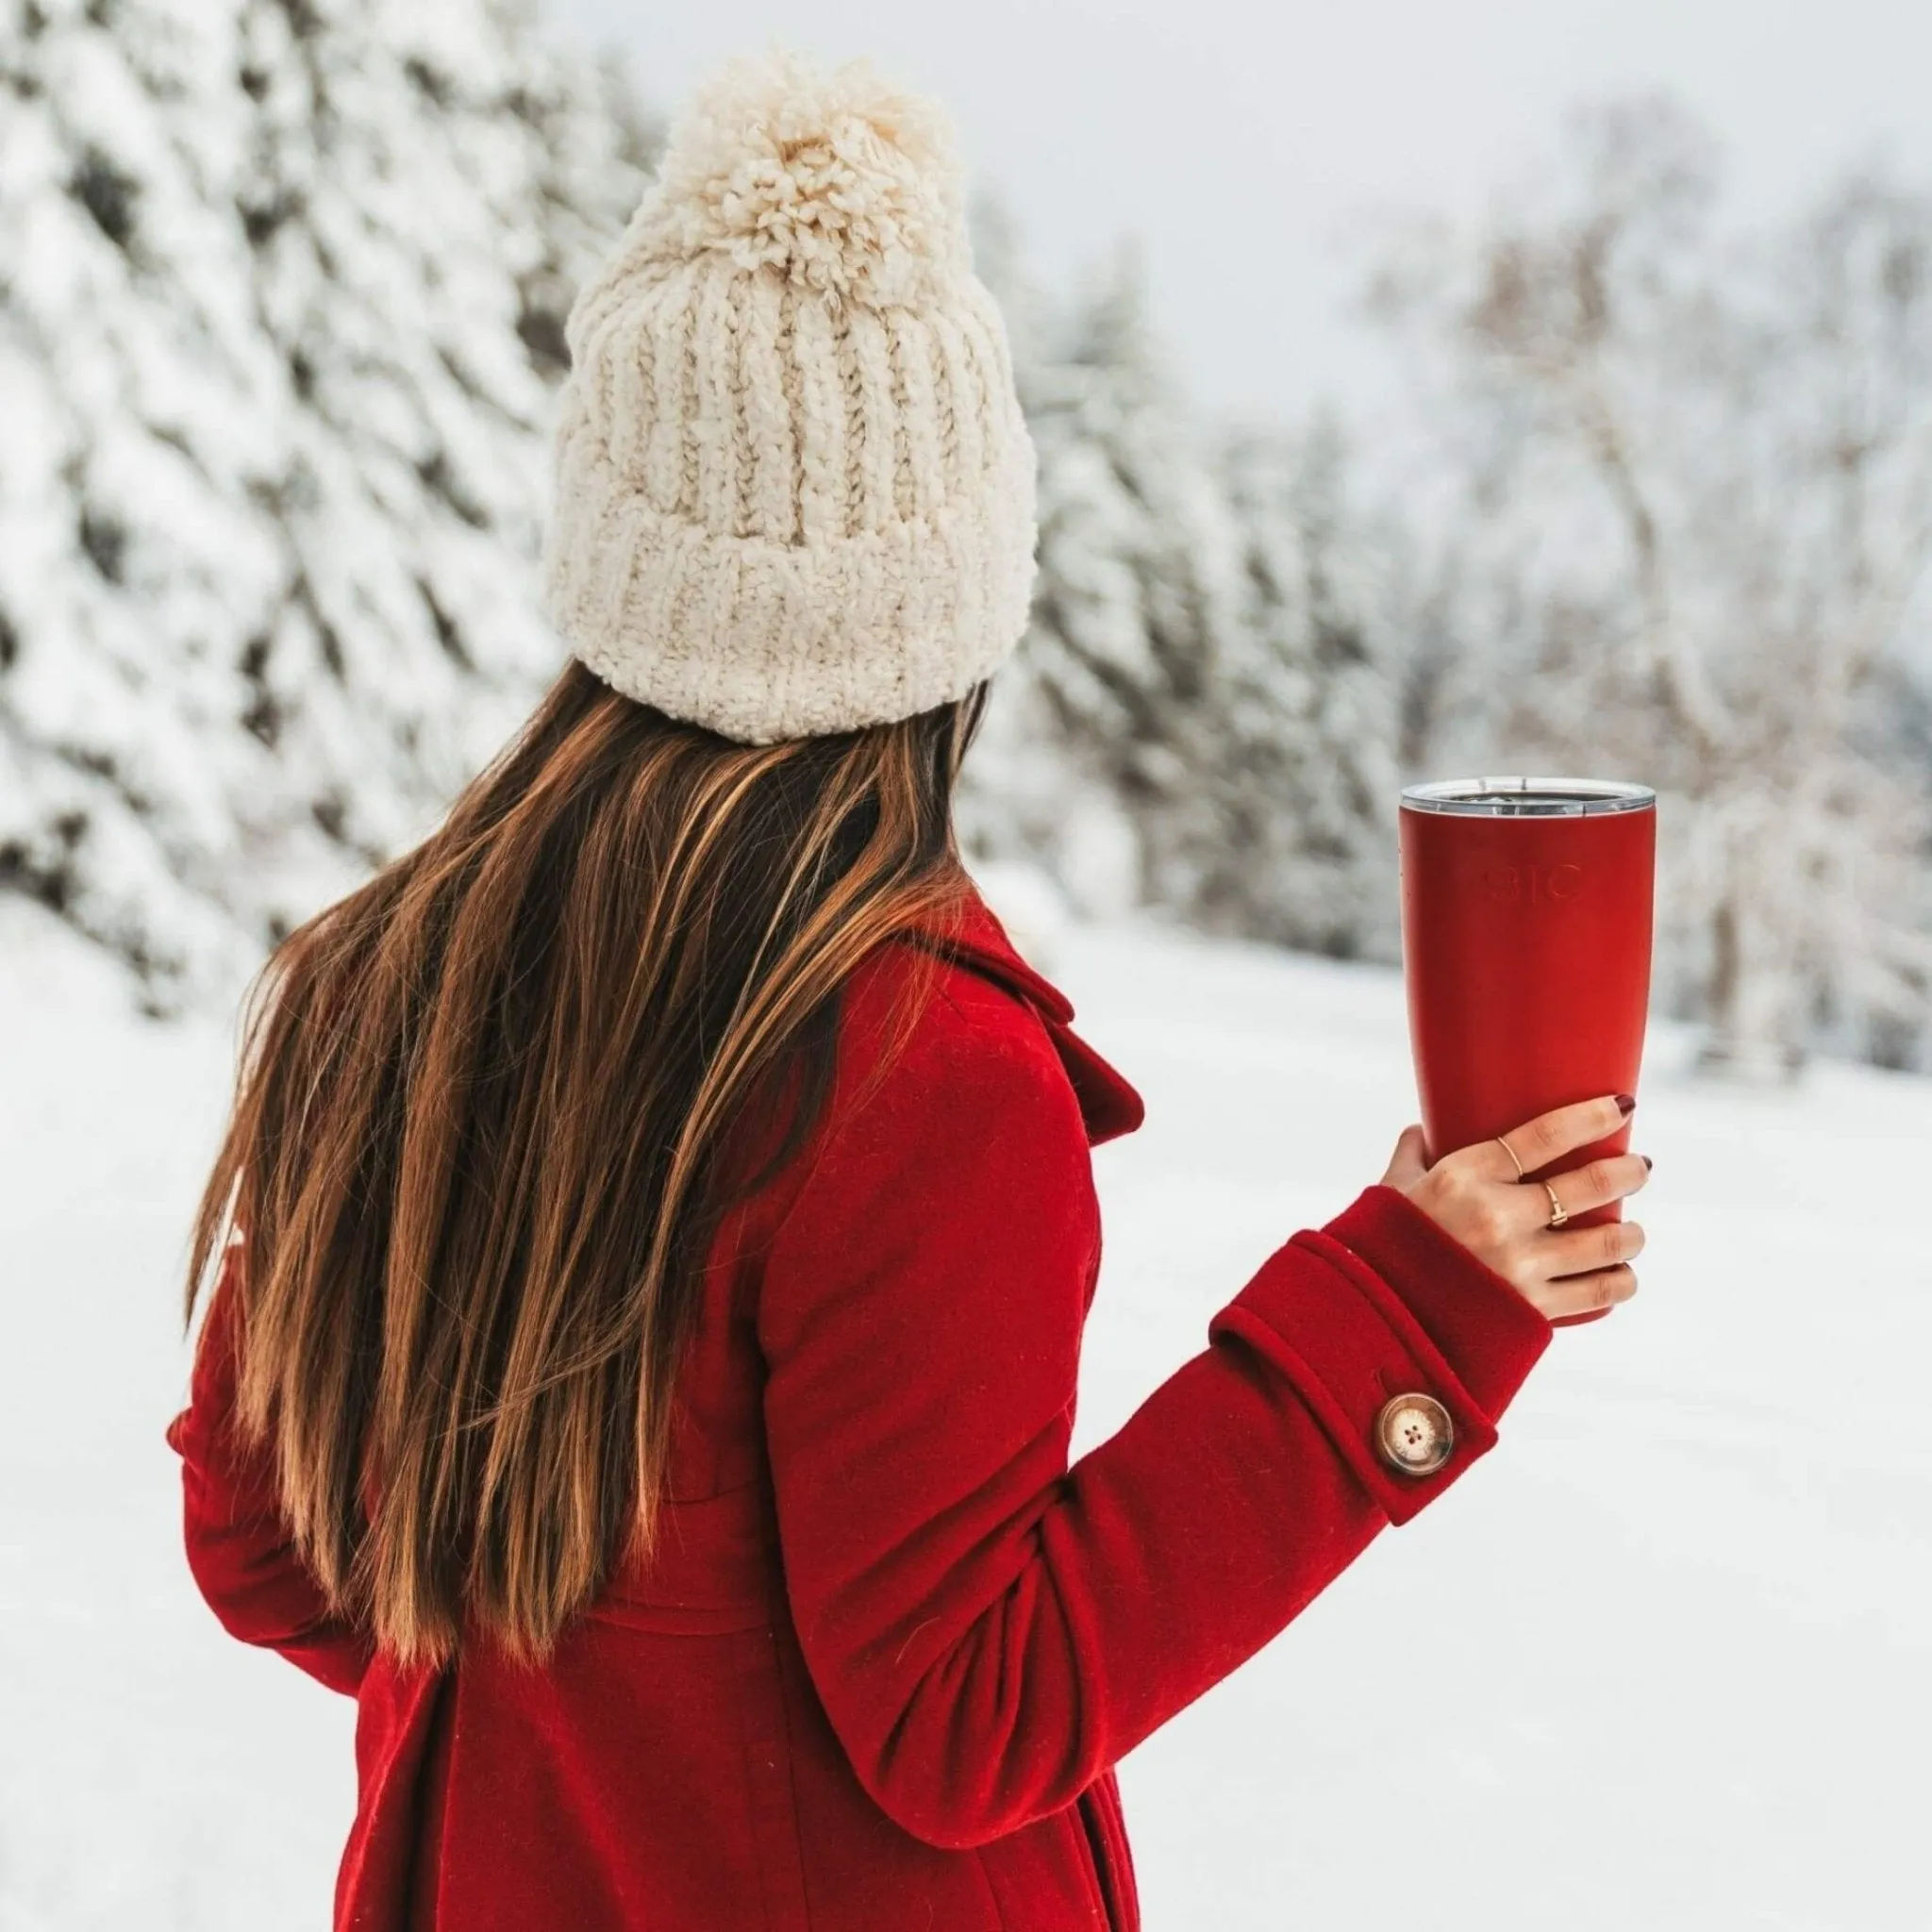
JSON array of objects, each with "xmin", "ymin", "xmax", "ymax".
[{"xmin": 1379, "ymin": 1093, "xmax": 1650, "ymax": 1323}]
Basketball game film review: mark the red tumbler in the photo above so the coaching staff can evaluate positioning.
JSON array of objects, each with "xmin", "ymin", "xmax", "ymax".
[{"xmin": 1399, "ymin": 776, "xmax": 1657, "ymax": 1327}]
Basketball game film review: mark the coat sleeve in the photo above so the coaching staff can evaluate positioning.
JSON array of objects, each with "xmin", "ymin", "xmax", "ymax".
[
  {"xmin": 756, "ymin": 965, "xmax": 1553, "ymax": 1851},
  {"xmin": 165, "ymin": 1246, "xmax": 373, "ymax": 1697}
]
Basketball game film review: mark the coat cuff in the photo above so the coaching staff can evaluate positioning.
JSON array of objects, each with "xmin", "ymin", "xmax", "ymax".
[
  {"xmin": 1207, "ymin": 1185, "xmax": 1550, "ymax": 1525},
  {"xmin": 1322, "ymin": 1183, "xmax": 1553, "ymax": 1421}
]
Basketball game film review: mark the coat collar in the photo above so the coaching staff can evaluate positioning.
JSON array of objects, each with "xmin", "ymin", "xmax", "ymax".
[{"xmin": 909, "ymin": 883, "xmax": 1147, "ymax": 1148}]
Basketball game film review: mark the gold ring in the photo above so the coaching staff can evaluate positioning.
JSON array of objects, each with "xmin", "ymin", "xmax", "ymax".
[{"xmin": 1542, "ymin": 1180, "xmax": 1568, "ymax": 1228}]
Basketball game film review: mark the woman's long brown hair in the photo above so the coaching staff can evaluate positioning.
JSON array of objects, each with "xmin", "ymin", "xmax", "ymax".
[{"xmin": 184, "ymin": 659, "xmax": 984, "ymax": 1669}]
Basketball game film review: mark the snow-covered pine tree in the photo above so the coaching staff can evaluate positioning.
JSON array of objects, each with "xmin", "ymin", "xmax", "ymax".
[
  {"xmin": 964, "ymin": 211, "xmax": 1402, "ymax": 950},
  {"xmin": 507, "ymin": 32, "xmax": 662, "ymax": 386},
  {"xmin": 1208, "ymin": 411, "xmax": 1402, "ymax": 961},
  {"xmin": 0, "ymin": 0, "xmax": 657, "ymax": 1008},
  {"xmin": 966, "ymin": 231, "xmax": 1251, "ymax": 919},
  {"xmin": 0, "ymin": 0, "xmax": 291, "ymax": 991},
  {"xmin": 956, "ymin": 188, "xmax": 1148, "ymax": 910},
  {"xmin": 223, "ymin": 0, "xmax": 657, "ymax": 942}
]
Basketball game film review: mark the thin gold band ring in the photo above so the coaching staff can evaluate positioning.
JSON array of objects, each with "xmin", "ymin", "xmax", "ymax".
[{"xmin": 1496, "ymin": 1134, "xmax": 1569, "ymax": 1229}]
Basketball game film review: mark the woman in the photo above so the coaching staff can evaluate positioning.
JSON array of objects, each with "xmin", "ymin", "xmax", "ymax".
[{"xmin": 167, "ymin": 46, "xmax": 1649, "ymax": 1932}]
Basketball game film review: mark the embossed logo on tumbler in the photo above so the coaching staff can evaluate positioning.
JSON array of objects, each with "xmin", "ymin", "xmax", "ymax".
[{"xmin": 1399, "ymin": 777, "xmax": 1657, "ymax": 1327}]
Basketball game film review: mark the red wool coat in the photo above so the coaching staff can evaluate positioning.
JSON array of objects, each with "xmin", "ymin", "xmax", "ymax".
[{"xmin": 168, "ymin": 887, "xmax": 1554, "ymax": 1931}]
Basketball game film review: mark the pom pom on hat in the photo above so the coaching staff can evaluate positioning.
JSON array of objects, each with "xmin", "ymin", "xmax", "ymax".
[{"xmin": 630, "ymin": 42, "xmax": 971, "ymax": 309}]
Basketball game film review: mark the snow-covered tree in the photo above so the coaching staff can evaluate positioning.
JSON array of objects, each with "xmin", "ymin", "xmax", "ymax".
[
  {"xmin": 0, "ymin": 0, "xmax": 290, "ymax": 990},
  {"xmin": 964, "ymin": 231, "xmax": 1248, "ymax": 917},
  {"xmin": 964, "ymin": 209, "xmax": 1404, "ymax": 952},
  {"xmin": 1208, "ymin": 412, "xmax": 1402, "ymax": 960},
  {"xmin": 955, "ymin": 191, "xmax": 1145, "ymax": 909},
  {"xmin": 1371, "ymin": 96, "xmax": 1932, "ymax": 1077},
  {"xmin": 0, "ymin": 0, "xmax": 657, "ymax": 1008},
  {"xmin": 222, "ymin": 0, "xmax": 657, "ymax": 924}
]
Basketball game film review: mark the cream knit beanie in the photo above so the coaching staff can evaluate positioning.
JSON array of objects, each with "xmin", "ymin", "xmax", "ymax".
[{"xmin": 541, "ymin": 45, "xmax": 1040, "ymax": 743}]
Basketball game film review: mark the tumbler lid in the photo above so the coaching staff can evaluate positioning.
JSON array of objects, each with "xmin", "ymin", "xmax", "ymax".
[{"xmin": 1400, "ymin": 775, "xmax": 1656, "ymax": 817}]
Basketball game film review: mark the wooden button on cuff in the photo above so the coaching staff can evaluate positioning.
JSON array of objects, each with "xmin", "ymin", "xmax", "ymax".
[{"xmin": 1374, "ymin": 1392, "xmax": 1455, "ymax": 1476}]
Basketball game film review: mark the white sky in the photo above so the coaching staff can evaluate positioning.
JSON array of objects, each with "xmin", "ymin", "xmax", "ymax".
[{"xmin": 543, "ymin": 0, "xmax": 1932, "ymax": 433}]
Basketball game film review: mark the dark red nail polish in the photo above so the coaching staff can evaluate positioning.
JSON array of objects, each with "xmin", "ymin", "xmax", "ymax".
[
  {"xmin": 1615, "ymin": 1092, "xmax": 1637, "ymax": 1115},
  {"xmin": 1641, "ymin": 1154, "xmax": 1653, "ymax": 1170}
]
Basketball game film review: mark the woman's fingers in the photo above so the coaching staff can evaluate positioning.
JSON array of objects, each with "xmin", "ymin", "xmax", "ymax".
[
  {"xmin": 1529, "ymin": 1262, "xmax": 1641, "ymax": 1322},
  {"xmin": 1494, "ymin": 1091, "xmax": 1632, "ymax": 1178},
  {"xmin": 1520, "ymin": 1151, "xmax": 1651, "ymax": 1226},
  {"xmin": 1543, "ymin": 1210, "xmax": 1647, "ymax": 1277},
  {"xmin": 1400, "ymin": 1095, "xmax": 1653, "ymax": 1324}
]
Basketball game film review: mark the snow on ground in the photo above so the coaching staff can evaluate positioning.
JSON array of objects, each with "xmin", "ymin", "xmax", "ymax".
[{"xmin": 2, "ymin": 891, "xmax": 1926, "ymax": 1930}]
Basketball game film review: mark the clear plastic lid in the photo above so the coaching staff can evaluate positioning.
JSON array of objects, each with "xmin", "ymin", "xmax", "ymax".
[{"xmin": 1400, "ymin": 775, "xmax": 1656, "ymax": 817}]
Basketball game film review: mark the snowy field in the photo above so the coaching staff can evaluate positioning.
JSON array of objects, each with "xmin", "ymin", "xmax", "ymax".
[{"xmin": 2, "ymin": 891, "xmax": 1927, "ymax": 1931}]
